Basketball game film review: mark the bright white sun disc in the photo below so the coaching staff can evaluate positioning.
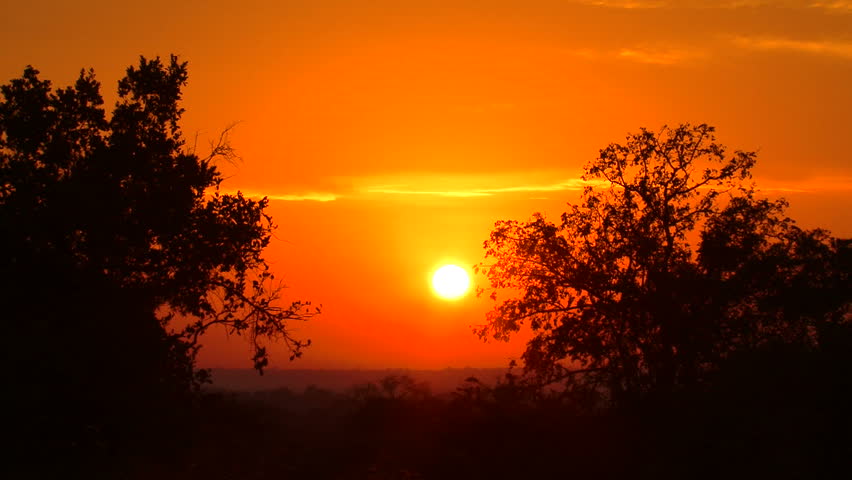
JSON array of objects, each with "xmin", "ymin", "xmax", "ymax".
[{"xmin": 432, "ymin": 264, "xmax": 471, "ymax": 300}]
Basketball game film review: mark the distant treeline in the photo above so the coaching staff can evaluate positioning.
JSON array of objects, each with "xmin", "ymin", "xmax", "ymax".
[{"xmin": 207, "ymin": 367, "xmax": 509, "ymax": 394}]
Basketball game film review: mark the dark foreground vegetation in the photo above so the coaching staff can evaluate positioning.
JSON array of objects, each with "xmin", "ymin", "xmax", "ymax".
[
  {"xmin": 2, "ymin": 56, "xmax": 849, "ymax": 479},
  {"xmin": 91, "ymin": 364, "xmax": 852, "ymax": 479}
]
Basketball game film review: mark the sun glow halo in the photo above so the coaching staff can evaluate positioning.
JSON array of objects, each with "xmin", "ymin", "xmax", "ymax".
[{"xmin": 431, "ymin": 264, "xmax": 471, "ymax": 300}]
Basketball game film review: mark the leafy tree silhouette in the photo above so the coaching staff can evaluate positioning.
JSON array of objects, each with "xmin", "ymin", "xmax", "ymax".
[
  {"xmin": 0, "ymin": 56, "xmax": 316, "ymax": 471},
  {"xmin": 477, "ymin": 124, "xmax": 850, "ymax": 406}
]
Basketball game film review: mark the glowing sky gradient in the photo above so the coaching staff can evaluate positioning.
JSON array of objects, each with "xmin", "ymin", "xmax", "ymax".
[{"xmin": 3, "ymin": 0, "xmax": 850, "ymax": 369}]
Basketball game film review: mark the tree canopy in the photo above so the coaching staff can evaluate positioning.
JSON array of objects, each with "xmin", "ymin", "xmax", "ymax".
[
  {"xmin": 1, "ymin": 56, "xmax": 315, "ymax": 466},
  {"xmin": 477, "ymin": 124, "xmax": 850, "ymax": 404}
]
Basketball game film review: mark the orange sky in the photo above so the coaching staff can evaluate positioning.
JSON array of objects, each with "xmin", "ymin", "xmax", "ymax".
[{"xmin": 3, "ymin": 0, "xmax": 851, "ymax": 369}]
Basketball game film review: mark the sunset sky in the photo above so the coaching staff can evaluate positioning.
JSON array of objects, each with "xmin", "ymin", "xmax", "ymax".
[{"xmin": 3, "ymin": 0, "xmax": 851, "ymax": 370}]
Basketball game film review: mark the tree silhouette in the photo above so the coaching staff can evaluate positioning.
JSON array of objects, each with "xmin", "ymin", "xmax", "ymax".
[
  {"xmin": 477, "ymin": 124, "xmax": 850, "ymax": 405},
  {"xmin": 1, "ymin": 55, "xmax": 316, "ymax": 469}
]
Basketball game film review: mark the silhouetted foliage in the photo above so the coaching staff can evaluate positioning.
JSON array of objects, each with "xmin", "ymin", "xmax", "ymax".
[
  {"xmin": 478, "ymin": 124, "xmax": 851, "ymax": 405},
  {"xmin": 5, "ymin": 60, "xmax": 849, "ymax": 477},
  {"xmin": 0, "ymin": 56, "xmax": 315, "ymax": 472},
  {"xmin": 174, "ymin": 375, "xmax": 665, "ymax": 479}
]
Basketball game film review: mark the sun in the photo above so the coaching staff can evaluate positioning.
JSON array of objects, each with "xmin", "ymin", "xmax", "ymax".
[{"xmin": 431, "ymin": 264, "xmax": 471, "ymax": 300}]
